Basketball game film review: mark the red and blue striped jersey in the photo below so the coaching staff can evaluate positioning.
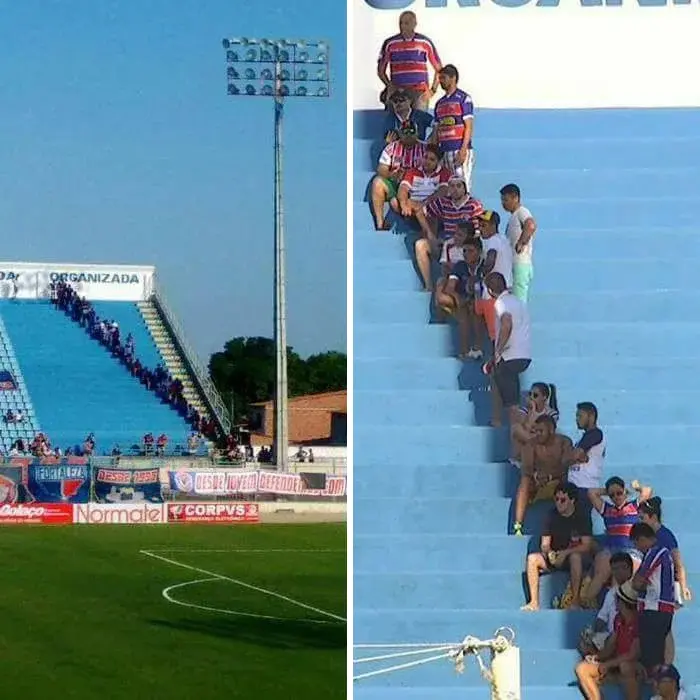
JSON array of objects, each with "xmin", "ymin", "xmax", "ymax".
[
  {"xmin": 434, "ymin": 89, "xmax": 474, "ymax": 152},
  {"xmin": 378, "ymin": 140, "xmax": 426, "ymax": 172},
  {"xmin": 600, "ymin": 499, "xmax": 640, "ymax": 551},
  {"xmin": 378, "ymin": 33, "xmax": 441, "ymax": 91},
  {"xmin": 425, "ymin": 195, "xmax": 485, "ymax": 240},
  {"xmin": 637, "ymin": 545, "xmax": 676, "ymax": 613}
]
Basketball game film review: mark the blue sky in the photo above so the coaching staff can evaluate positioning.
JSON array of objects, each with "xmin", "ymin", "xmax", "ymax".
[{"xmin": 0, "ymin": 0, "xmax": 346, "ymax": 361}]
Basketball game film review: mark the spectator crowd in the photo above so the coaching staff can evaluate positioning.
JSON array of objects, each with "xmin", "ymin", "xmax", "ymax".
[{"xmin": 373, "ymin": 10, "xmax": 690, "ymax": 700}]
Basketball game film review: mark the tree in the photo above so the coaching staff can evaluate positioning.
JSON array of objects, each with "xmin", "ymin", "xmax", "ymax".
[{"xmin": 208, "ymin": 337, "xmax": 346, "ymax": 424}]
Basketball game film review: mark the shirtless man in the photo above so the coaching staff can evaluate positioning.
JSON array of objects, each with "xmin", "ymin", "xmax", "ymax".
[{"xmin": 513, "ymin": 414, "xmax": 573, "ymax": 536}]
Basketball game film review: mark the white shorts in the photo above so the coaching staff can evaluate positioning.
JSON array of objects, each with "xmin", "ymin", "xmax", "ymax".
[{"xmin": 442, "ymin": 149, "xmax": 475, "ymax": 193}]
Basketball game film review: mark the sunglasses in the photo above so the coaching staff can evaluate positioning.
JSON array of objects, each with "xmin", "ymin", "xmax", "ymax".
[
  {"xmin": 608, "ymin": 489, "xmax": 625, "ymax": 498},
  {"xmin": 554, "ymin": 496, "xmax": 568, "ymax": 505}
]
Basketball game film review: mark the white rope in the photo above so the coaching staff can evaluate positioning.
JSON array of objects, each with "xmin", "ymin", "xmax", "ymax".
[{"xmin": 352, "ymin": 627, "xmax": 517, "ymax": 685}]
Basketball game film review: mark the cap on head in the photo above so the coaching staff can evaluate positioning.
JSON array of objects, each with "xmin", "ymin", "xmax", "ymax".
[{"xmin": 479, "ymin": 210, "xmax": 501, "ymax": 227}]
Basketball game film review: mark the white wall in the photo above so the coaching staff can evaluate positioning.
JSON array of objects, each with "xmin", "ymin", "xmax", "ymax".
[{"xmin": 354, "ymin": 0, "xmax": 700, "ymax": 110}]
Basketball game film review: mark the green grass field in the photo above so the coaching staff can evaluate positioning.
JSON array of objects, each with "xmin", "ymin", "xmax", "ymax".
[{"xmin": 0, "ymin": 523, "xmax": 346, "ymax": 699}]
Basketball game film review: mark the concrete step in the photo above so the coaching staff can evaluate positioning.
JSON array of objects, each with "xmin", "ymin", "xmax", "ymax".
[
  {"xmin": 354, "ymin": 495, "xmax": 699, "ymax": 536},
  {"xmin": 353, "ymin": 107, "xmax": 700, "ymax": 140},
  {"xmin": 353, "ymin": 461, "xmax": 699, "ymax": 500},
  {"xmin": 356, "ymin": 288, "xmax": 700, "ymax": 324},
  {"xmin": 354, "ymin": 424, "xmax": 699, "ymax": 465},
  {"xmin": 355, "ymin": 533, "xmax": 700, "ymax": 572},
  {"xmin": 354, "ymin": 322, "xmax": 700, "ymax": 359},
  {"xmin": 354, "ymin": 608, "xmax": 700, "ymax": 648},
  {"xmin": 353, "ymin": 198, "xmax": 699, "ymax": 231},
  {"xmin": 354, "ymin": 389, "xmax": 700, "ymax": 426},
  {"xmin": 355, "ymin": 167, "xmax": 700, "ymax": 203},
  {"xmin": 355, "ymin": 688, "xmax": 700, "ymax": 700},
  {"xmin": 353, "ymin": 136, "xmax": 700, "ymax": 171},
  {"xmin": 356, "ymin": 258, "xmax": 700, "ymax": 293}
]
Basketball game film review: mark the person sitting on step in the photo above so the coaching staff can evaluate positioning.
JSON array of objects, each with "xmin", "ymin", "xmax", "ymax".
[
  {"xmin": 522, "ymin": 481, "xmax": 593, "ymax": 611},
  {"xmin": 579, "ymin": 552, "xmax": 634, "ymax": 657},
  {"xmin": 513, "ymin": 414, "xmax": 572, "ymax": 536},
  {"xmin": 510, "ymin": 382, "xmax": 559, "ymax": 469},
  {"xmin": 581, "ymin": 476, "xmax": 653, "ymax": 607},
  {"xmin": 433, "ymin": 220, "xmax": 470, "ymax": 315},
  {"xmin": 574, "ymin": 581, "xmax": 641, "ymax": 700},
  {"xmin": 651, "ymin": 665, "xmax": 688, "ymax": 700},
  {"xmin": 396, "ymin": 143, "xmax": 450, "ymax": 224}
]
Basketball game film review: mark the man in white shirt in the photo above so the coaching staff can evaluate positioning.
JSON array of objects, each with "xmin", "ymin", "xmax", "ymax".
[
  {"xmin": 485, "ymin": 272, "xmax": 531, "ymax": 428},
  {"xmin": 500, "ymin": 183, "xmax": 537, "ymax": 303}
]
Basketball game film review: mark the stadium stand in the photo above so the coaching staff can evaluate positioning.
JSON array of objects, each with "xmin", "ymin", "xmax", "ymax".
[
  {"xmin": 0, "ymin": 270, "xmax": 228, "ymax": 456},
  {"xmin": 353, "ymin": 106, "xmax": 700, "ymax": 699}
]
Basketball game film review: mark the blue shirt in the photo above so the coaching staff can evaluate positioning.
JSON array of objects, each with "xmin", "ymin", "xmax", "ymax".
[
  {"xmin": 383, "ymin": 109, "xmax": 433, "ymax": 142},
  {"xmin": 656, "ymin": 524, "xmax": 679, "ymax": 551}
]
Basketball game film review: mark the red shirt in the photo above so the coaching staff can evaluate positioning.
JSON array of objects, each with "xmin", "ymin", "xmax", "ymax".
[{"xmin": 613, "ymin": 612, "xmax": 639, "ymax": 656}]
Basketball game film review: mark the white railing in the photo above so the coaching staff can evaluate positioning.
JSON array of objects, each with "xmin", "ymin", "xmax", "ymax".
[{"xmin": 150, "ymin": 279, "xmax": 231, "ymax": 435}]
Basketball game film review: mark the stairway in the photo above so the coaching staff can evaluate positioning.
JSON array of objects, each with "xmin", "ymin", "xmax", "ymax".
[
  {"xmin": 353, "ymin": 108, "xmax": 700, "ymax": 699},
  {"xmin": 137, "ymin": 300, "xmax": 209, "ymax": 420},
  {"xmin": 0, "ymin": 313, "xmax": 40, "ymax": 450}
]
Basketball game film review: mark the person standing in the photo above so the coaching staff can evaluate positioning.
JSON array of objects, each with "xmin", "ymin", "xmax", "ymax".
[
  {"xmin": 432, "ymin": 65, "xmax": 475, "ymax": 192},
  {"xmin": 377, "ymin": 11, "xmax": 442, "ymax": 111},
  {"xmin": 500, "ymin": 183, "xmax": 538, "ymax": 302}
]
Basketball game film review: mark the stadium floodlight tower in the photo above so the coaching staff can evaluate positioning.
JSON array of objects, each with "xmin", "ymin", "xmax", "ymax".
[{"xmin": 222, "ymin": 37, "xmax": 330, "ymax": 472}]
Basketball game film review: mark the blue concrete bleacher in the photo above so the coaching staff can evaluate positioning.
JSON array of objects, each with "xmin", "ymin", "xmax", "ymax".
[
  {"xmin": 353, "ymin": 108, "xmax": 700, "ymax": 698},
  {"xmin": 0, "ymin": 299, "xmax": 193, "ymax": 454}
]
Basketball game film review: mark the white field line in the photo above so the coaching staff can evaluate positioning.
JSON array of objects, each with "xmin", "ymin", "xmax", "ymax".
[
  {"xmin": 141, "ymin": 549, "xmax": 346, "ymax": 624},
  {"xmin": 162, "ymin": 578, "xmax": 337, "ymax": 625},
  {"xmin": 142, "ymin": 548, "xmax": 345, "ymax": 554}
]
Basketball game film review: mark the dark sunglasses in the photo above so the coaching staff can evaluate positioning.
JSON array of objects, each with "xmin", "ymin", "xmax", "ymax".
[{"xmin": 554, "ymin": 496, "xmax": 568, "ymax": 505}]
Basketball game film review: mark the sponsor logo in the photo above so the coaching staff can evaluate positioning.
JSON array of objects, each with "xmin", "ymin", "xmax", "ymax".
[
  {"xmin": 167, "ymin": 502, "xmax": 260, "ymax": 524},
  {"xmin": 0, "ymin": 475, "xmax": 18, "ymax": 504},
  {"xmin": 0, "ymin": 503, "xmax": 73, "ymax": 525},
  {"xmin": 0, "ymin": 272, "xmax": 21, "ymax": 281},
  {"xmin": 74, "ymin": 503, "xmax": 166, "ymax": 525},
  {"xmin": 365, "ymin": 0, "xmax": 692, "ymax": 8},
  {"xmin": 33, "ymin": 465, "xmax": 87, "ymax": 500}
]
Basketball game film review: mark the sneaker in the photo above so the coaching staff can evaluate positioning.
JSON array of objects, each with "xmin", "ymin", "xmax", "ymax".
[
  {"xmin": 513, "ymin": 522, "xmax": 523, "ymax": 537},
  {"xmin": 467, "ymin": 348, "xmax": 483, "ymax": 360}
]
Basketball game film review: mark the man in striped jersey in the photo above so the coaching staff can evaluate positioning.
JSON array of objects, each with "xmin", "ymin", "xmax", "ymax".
[
  {"xmin": 370, "ymin": 125, "xmax": 426, "ymax": 231},
  {"xmin": 431, "ymin": 65, "xmax": 475, "ymax": 192},
  {"xmin": 396, "ymin": 144, "xmax": 449, "ymax": 220},
  {"xmin": 413, "ymin": 177, "xmax": 484, "ymax": 290},
  {"xmin": 377, "ymin": 11, "xmax": 442, "ymax": 111}
]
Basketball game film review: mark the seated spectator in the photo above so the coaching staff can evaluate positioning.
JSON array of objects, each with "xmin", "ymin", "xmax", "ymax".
[
  {"xmin": 4, "ymin": 409, "xmax": 15, "ymax": 424},
  {"xmin": 83, "ymin": 433, "xmax": 95, "ymax": 456},
  {"xmin": 413, "ymin": 177, "xmax": 484, "ymax": 291},
  {"xmin": 639, "ymin": 497, "xmax": 691, "ymax": 606},
  {"xmin": 383, "ymin": 89, "xmax": 433, "ymax": 142},
  {"xmin": 522, "ymin": 481, "xmax": 593, "ymax": 611},
  {"xmin": 629, "ymin": 522, "xmax": 676, "ymax": 677},
  {"xmin": 574, "ymin": 582, "xmax": 640, "ymax": 700},
  {"xmin": 510, "ymin": 382, "xmax": 559, "ymax": 468},
  {"xmin": 583, "ymin": 477, "xmax": 653, "ymax": 606},
  {"xmin": 566, "ymin": 401, "xmax": 606, "ymax": 509},
  {"xmin": 439, "ymin": 237, "xmax": 486, "ymax": 359},
  {"xmin": 187, "ymin": 432, "xmax": 201, "ymax": 455},
  {"xmin": 396, "ymin": 144, "xmax": 449, "ymax": 222},
  {"xmin": 156, "ymin": 433, "xmax": 168, "ymax": 457},
  {"xmin": 651, "ymin": 665, "xmax": 687, "ymax": 700},
  {"xmin": 484, "ymin": 272, "xmax": 531, "ymax": 431},
  {"xmin": 433, "ymin": 221, "xmax": 471, "ymax": 313},
  {"xmin": 371, "ymin": 124, "xmax": 426, "ymax": 231},
  {"xmin": 513, "ymin": 415, "xmax": 573, "ymax": 536},
  {"xmin": 14, "ymin": 409, "xmax": 24, "ymax": 423},
  {"xmin": 579, "ymin": 552, "xmax": 634, "ymax": 657}
]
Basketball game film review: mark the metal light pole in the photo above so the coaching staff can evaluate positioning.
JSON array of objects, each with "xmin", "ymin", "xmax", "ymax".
[{"xmin": 222, "ymin": 37, "xmax": 330, "ymax": 471}]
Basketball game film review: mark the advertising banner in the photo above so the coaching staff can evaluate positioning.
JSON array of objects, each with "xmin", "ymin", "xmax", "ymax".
[
  {"xmin": 27, "ymin": 464, "xmax": 91, "ymax": 503},
  {"xmin": 354, "ymin": 1, "xmax": 700, "ymax": 109},
  {"xmin": 0, "ymin": 262, "xmax": 155, "ymax": 301},
  {"xmin": 167, "ymin": 502, "xmax": 260, "ymax": 524},
  {"xmin": 94, "ymin": 467, "xmax": 163, "ymax": 503},
  {"xmin": 73, "ymin": 502, "xmax": 166, "ymax": 524},
  {"xmin": 168, "ymin": 469, "xmax": 347, "ymax": 498},
  {"xmin": 0, "ymin": 503, "xmax": 73, "ymax": 525}
]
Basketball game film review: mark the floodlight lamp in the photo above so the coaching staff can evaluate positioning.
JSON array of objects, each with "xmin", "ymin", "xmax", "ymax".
[
  {"xmin": 245, "ymin": 48, "xmax": 257, "ymax": 61},
  {"xmin": 297, "ymin": 51, "xmax": 309, "ymax": 62},
  {"xmin": 278, "ymin": 50, "xmax": 290, "ymax": 62},
  {"xmin": 316, "ymin": 52, "xmax": 327, "ymax": 63},
  {"xmin": 222, "ymin": 38, "xmax": 231, "ymax": 49},
  {"xmin": 295, "ymin": 86, "xmax": 308, "ymax": 97},
  {"xmin": 261, "ymin": 68, "xmax": 274, "ymax": 80},
  {"xmin": 317, "ymin": 86, "xmax": 328, "ymax": 97},
  {"xmin": 226, "ymin": 50, "xmax": 239, "ymax": 63},
  {"xmin": 279, "ymin": 85, "xmax": 290, "ymax": 97},
  {"xmin": 262, "ymin": 85, "xmax": 273, "ymax": 96},
  {"xmin": 260, "ymin": 49, "xmax": 273, "ymax": 61},
  {"xmin": 227, "ymin": 67, "xmax": 240, "ymax": 79},
  {"xmin": 317, "ymin": 68, "xmax": 327, "ymax": 81},
  {"xmin": 241, "ymin": 38, "xmax": 257, "ymax": 45},
  {"xmin": 244, "ymin": 68, "xmax": 256, "ymax": 80},
  {"xmin": 279, "ymin": 69, "xmax": 290, "ymax": 81},
  {"xmin": 296, "ymin": 40, "xmax": 306, "ymax": 48},
  {"xmin": 245, "ymin": 84, "xmax": 256, "ymax": 95},
  {"xmin": 296, "ymin": 69, "xmax": 308, "ymax": 81},
  {"xmin": 318, "ymin": 41, "xmax": 328, "ymax": 51},
  {"xmin": 227, "ymin": 84, "xmax": 240, "ymax": 95}
]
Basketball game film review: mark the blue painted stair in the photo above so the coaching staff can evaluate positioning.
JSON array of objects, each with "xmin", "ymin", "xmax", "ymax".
[{"xmin": 353, "ymin": 108, "xmax": 700, "ymax": 699}]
